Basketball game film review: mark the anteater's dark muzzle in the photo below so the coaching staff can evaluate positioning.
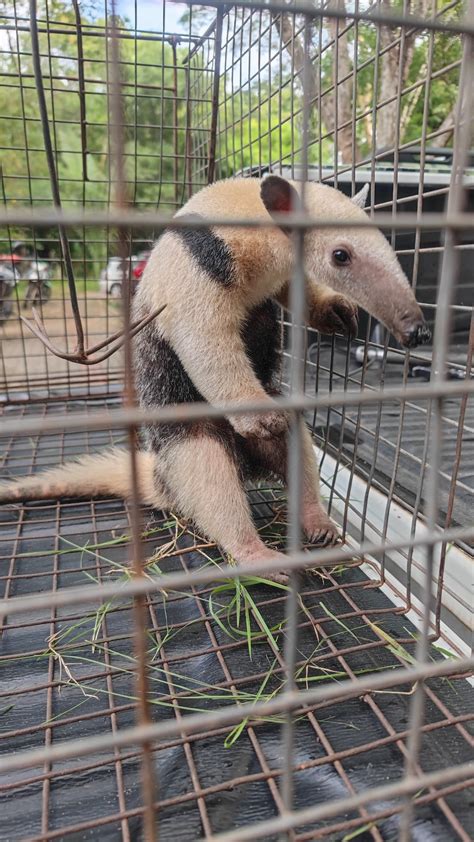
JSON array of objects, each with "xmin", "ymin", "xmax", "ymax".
[{"xmin": 403, "ymin": 322, "xmax": 432, "ymax": 349}]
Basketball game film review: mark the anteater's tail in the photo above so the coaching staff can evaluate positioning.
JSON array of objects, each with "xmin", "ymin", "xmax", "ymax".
[{"xmin": 0, "ymin": 448, "xmax": 167, "ymax": 507}]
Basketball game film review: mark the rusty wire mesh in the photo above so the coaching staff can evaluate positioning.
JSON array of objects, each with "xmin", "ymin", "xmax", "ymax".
[{"xmin": 0, "ymin": 1, "xmax": 473, "ymax": 840}]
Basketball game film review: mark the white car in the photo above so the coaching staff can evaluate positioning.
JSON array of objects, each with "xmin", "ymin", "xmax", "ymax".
[{"xmin": 99, "ymin": 256, "xmax": 140, "ymax": 298}]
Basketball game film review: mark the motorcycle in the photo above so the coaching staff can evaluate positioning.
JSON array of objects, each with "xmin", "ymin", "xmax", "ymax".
[
  {"xmin": 22, "ymin": 260, "xmax": 52, "ymax": 309},
  {"xmin": 0, "ymin": 260, "xmax": 17, "ymax": 325}
]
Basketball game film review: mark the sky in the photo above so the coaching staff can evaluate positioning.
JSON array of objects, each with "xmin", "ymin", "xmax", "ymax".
[
  {"xmin": 115, "ymin": 1, "xmax": 192, "ymax": 34},
  {"xmin": 113, "ymin": 1, "xmax": 260, "ymax": 85}
]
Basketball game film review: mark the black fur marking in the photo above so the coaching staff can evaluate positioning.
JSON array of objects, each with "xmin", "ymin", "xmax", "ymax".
[
  {"xmin": 134, "ymin": 322, "xmax": 201, "ymax": 451},
  {"xmin": 135, "ymin": 323, "xmax": 240, "ymax": 463},
  {"xmin": 241, "ymin": 298, "xmax": 280, "ymax": 388},
  {"xmin": 134, "ymin": 299, "xmax": 280, "ymax": 478},
  {"xmin": 174, "ymin": 213, "xmax": 235, "ymax": 286},
  {"xmin": 236, "ymin": 428, "xmax": 287, "ymax": 483}
]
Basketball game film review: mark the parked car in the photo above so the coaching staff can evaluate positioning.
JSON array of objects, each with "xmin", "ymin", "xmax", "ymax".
[
  {"xmin": 99, "ymin": 256, "xmax": 141, "ymax": 298},
  {"xmin": 132, "ymin": 250, "xmax": 151, "ymax": 281}
]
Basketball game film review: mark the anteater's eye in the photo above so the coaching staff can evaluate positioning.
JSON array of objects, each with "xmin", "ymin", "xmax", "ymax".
[{"xmin": 332, "ymin": 249, "xmax": 351, "ymax": 266}]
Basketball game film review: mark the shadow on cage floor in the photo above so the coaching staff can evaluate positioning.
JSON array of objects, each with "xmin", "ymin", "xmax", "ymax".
[{"xmin": 0, "ymin": 398, "xmax": 473, "ymax": 842}]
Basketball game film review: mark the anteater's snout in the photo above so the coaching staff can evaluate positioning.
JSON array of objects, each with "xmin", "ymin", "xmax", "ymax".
[{"xmin": 402, "ymin": 321, "xmax": 432, "ymax": 349}]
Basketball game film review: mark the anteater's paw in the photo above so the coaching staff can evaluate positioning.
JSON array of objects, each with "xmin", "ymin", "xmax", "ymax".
[
  {"xmin": 303, "ymin": 505, "xmax": 342, "ymax": 548},
  {"xmin": 231, "ymin": 545, "xmax": 289, "ymax": 585},
  {"xmin": 310, "ymin": 294, "xmax": 358, "ymax": 339},
  {"xmin": 307, "ymin": 526, "xmax": 342, "ymax": 548},
  {"xmin": 253, "ymin": 566, "xmax": 289, "ymax": 586},
  {"xmin": 232, "ymin": 409, "xmax": 289, "ymax": 440}
]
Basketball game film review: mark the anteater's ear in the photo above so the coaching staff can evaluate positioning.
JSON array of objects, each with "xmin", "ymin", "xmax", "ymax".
[
  {"xmin": 352, "ymin": 183, "xmax": 370, "ymax": 209},
  {"xmin": 261, "ymin": 175, "xmax": 299, "ymax": 216}
]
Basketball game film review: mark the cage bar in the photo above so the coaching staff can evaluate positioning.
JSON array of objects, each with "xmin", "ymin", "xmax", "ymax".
[{"xmin": 1, "ymin": 2, "xmax": 473, "ymax": 841}]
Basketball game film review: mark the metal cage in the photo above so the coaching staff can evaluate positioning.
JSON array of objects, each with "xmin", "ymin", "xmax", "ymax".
[{"xmin": 0, "ymin": 1, "xmax": 473, "ymax": 840}]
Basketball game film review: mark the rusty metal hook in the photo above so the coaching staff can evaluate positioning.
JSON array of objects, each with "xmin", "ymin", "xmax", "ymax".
[{"xmin": 20, "ymin": 303, "xmax": 166, "ymax": 366}]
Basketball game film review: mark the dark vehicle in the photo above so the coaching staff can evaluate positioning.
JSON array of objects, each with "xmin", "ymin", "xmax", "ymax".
[
  {"xmin": 240, "ymin": 148, "xmax": 474, "ymax": 372},
  {"xmin": 303, "ymin": 148, "xmax": 474, "ymax": 344}
]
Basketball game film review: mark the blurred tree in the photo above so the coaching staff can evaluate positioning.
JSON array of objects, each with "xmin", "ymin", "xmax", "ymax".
[
  {"xmin": 180, "ymin": 1, "xmax": 463, "ymax": 167},
  {"xmin": 0, "ymin": 0, "xmax": 465, "ymax": 276},
  {"xmin": 0, "ymin": 0, "xmax": 198, "ymax": 274}
]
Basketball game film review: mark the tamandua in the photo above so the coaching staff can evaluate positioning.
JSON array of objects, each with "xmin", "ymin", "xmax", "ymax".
[{"xmin": 0, "ymin": 176, "xmax": 430, "ymax": 581}]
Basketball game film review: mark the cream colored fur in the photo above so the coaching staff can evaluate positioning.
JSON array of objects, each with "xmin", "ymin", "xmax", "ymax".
[
  {"xmin": 0, "ymin": 177, "xmax": 426, "ymax": 578},
  {"xmin": 156, "ymin": 434, "xmax": 289, "ymax": 581},
  {"xmin": 0, "ymin": 449, "xmax": 166, "ymax": 508},
  {"xmin": 138, "ymin": 176, "xmax": 423, "ymax": 443}
]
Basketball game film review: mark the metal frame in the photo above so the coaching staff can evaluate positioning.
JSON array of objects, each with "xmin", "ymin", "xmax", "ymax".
[{"xmin": 1, "ymin": 1, "xmax": 473, "ymax": 840}]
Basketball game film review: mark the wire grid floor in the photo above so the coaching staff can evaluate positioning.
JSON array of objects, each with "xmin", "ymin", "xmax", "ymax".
[
  {"xmin": 299, "ymin": 338, "xmax": 474, "ymax": 549},
  {"xmin": 1, "ymin": 398, "xmax": 473, "ymax": 842},
  {"xmin": 4, "ymin": 323, "xmax": 472, "ymax": 537}
]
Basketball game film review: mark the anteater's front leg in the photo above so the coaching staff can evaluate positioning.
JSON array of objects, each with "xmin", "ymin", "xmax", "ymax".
[
  {"xmin": 277, "ymin": 281, "xmax": 358, "ymax": 339},
  {"xmin": 241, "ymin": 421, "xmax": 341, "ymax": 547},
  {"xmin": 165, "ymin": 287, "xmax": 289, "ymax": 440},
  {"xmin": 155, "ymin": 427, "xmax": 289, "ymax": 583}
]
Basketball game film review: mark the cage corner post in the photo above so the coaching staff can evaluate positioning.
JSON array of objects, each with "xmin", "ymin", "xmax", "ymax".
[
  {"xmin": 207, "ymin": 5, "xmax": 225, "ymax": 185},
  {"xmin": 109, "ymin": 4, "xmax": 159, "ymax": 839}
]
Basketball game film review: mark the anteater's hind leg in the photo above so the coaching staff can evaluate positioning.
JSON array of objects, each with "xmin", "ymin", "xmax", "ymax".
[
  {"xmin": 241, "ymin": 421, "xmax": 341, "ymax": 547},
  {"xmin": 155, "ymin": 425, "xmax": 289, "ymax": 583},
  {"xmin": 298, "ymin": 425, "xmax": 341, "ymax": 546}
]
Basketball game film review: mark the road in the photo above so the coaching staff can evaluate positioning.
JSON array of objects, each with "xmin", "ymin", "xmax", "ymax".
[{"xmin": 1, "ymin": 291, "xmax": 123, "ymax": 394}]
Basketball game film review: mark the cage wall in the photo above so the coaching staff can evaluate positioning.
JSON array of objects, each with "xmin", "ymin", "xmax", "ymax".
[
  {"xmin": 0, "ymin": 2, "xmax": 474, "ymax": 842},
  {"xmin": 208, "ymin": 1, "xmax": 474, "ymax": 645},
  {"xmin": 0, "ymin": 0, "xmax": 216, "ymax": 397}
]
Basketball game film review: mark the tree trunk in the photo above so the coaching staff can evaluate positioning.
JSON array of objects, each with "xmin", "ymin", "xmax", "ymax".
[
  {"xmin": 270, "ymin": 10, "xmax": 320, "ymax": 161},
  {"xmin": 376, "ymin": 0, "xmax": 432, "ymax": 152},
  {"xmin": 271, "ymin": 2, "xmax": 362, "ymax": 165},
  {"xmin": 326, "ymin": 0, "xmax": 360, "ymax": 164},
  {"xmin": 435, "ymin": 107, "xmax": 456, "ymax": 147}
]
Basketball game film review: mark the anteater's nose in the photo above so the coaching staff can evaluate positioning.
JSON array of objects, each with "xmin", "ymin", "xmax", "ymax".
[{"xmin": 404, "ymin": 322, "xmax": 432, "ymax": 349}]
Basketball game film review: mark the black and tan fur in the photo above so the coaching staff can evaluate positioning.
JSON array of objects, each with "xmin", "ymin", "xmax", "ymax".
[{"xmin": 0, "ymin": 176, "xmax": 430, "ymax": 582}]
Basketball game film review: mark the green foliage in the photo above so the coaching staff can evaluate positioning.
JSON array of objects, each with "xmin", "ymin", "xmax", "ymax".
[
  {"xmin": 0, "ymin": 0, "xmax": 463, "ymax": 276},
  {"xmin": 0, "ymin": 0, "xmax": 198, "ymax": 275}
]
